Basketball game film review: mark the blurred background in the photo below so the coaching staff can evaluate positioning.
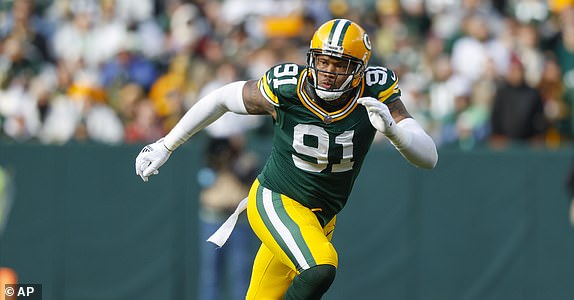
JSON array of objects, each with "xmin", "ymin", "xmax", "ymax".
[{"xmin": 0, "ymin": 0, "xmax": 574, "ymax": 299}]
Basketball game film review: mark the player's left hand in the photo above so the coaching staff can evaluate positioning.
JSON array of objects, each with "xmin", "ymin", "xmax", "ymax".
[
  {"xmin": 357, "ymin": 97, "xmax": 396, "ymax": 135},
  {"xmin": 135, "ymin": 138, "xmax": 172, "ymax": 182}
]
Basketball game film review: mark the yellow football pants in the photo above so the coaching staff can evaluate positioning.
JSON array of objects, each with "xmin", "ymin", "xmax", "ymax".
[{"xmin": 246, "ymin": 179, "xmax": 337, "ymax": 299}]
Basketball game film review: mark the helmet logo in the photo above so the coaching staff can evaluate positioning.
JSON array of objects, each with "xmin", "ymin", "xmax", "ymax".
[{"xmin": 363, "ymin": 34, "xmax": 371, "ymax": 51}]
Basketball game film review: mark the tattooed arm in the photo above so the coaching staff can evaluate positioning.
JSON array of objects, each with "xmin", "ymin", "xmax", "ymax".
[
  {"xmin": 242, "ymin": 80, "xmax": 277, "ymax": 119},
  {"xmin": 386, "ymin": 98, "xmax": 412, "ymax": 124}
]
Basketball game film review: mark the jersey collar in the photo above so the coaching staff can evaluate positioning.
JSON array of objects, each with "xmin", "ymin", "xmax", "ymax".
[{"xmin": 297, "ymin": 69, "xmax": 364, "ymax": 124}]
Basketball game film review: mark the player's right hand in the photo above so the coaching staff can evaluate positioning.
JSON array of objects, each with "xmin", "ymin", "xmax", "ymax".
[{"xmin": 135, "ymin": 138, "xmax": 172, "ymax": 182}]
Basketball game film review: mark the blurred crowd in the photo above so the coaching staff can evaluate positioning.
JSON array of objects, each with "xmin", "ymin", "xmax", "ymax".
[{"xmin": 1, "ymin": 0, "xmax": 574, "ymax": 149}]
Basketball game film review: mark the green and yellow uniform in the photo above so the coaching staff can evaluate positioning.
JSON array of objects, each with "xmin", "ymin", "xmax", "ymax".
[{"xmin": 246, "ymin": 62, "xmax": 401, "ymax": 298}]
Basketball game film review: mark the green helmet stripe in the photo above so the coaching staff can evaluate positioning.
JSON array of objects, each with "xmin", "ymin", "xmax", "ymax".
[{"xmin": 329, "ymin": 19, "xmax": 351, "ymax": 47}]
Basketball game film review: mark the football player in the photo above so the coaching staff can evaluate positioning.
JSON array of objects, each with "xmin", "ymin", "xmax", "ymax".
[{"xmin": 135, "ymin": 19, "xmax": 438, "ymax": 299}]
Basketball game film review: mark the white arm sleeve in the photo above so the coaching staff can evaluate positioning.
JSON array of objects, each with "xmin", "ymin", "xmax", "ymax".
[
  {"xmin": 163, "ymin": 81, "xmax": 248, "ymax": 151},
  {"xmin": 386, "ymin": 118, "xmax": 438, "ymax": 169}
]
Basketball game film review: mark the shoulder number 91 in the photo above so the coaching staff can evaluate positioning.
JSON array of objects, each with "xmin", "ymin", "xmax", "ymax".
[{"xmin": 272, "ymin": 64, "xmax": 298, "ymax": 88}]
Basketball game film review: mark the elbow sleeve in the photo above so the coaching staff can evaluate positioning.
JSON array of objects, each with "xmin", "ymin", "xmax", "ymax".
[{"xmin": 388, "ymin": 118, "xmax": 438, "ymax": 169}]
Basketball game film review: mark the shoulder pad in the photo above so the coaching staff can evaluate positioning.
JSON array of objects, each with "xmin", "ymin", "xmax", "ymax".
[
  {"xmin": 258, "ymin": 63, "xmax": 305, "ymax": 106},
  {"xmin": 363, "ymin": 66, "xmax": 401, "ymax": 103}
]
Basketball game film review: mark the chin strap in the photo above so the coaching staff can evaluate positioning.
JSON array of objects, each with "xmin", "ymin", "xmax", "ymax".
[{"xmin": 315, "ymin": 88, "xmax": 344, "ymax": 101}]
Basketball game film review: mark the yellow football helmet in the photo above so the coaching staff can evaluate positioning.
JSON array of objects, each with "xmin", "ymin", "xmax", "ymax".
[{"xmin": 307, "ymin": 19, "xmax": 371, "ymax": 101}]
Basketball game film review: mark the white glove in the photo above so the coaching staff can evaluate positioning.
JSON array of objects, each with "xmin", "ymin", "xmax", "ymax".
[
  {"xmin": 357, "ymin": 97, "xmax": 396, "ymax": 135},
  {"xmin": 135, "ymin": 139, "xmax": 172, "ymax": 182}
]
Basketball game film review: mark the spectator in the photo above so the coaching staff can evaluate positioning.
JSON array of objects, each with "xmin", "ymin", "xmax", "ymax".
[
  {"xmin": 538, "ymin": 54, "xmax": 571, "ymax": 145},
  {"xmin": 124, "ymin": 98, "xmax": 163, "ymax": 143},
  {"xmin": 450, "ymin": 12, "xmax": 510, "ymax": 84},
  {"xmin": 0, "ymin": 77, "xmax": 40, "ymax": 142},
  {"xmin": 547, "ymin": 7, "xmax": 574, "ymax": 138},
  {"xmin": 50, "ymin": 1, "xmax": 99, "ymax": 68},
  {"xmin": 0, "ymin": 0, "xmax": 53, "ymax": 62},
  {"xmin": 100, "ymin": 32, "xmax": 159, "ymax": 92},
  {"xmin": 164, "ymin": 2, "xmax": 208, "ymax": 55},
  {"xmin": 0, "ymin": 34, "xmax": 42, "ymax": 88},
  {"xmin": 196, "ymin": 63, "xmax": 262, "ymax": 300},
  {"xmin": 121, "ymin": 83, "xmax": 163, "ymax": 143},
  {"xmin": 489, "ymin": 55, "xmax": 547, "ymax": 147},
  {"xmin": 514, "ymin": 22, "xmax": 545, "ymax": 88},
  {"xmin": 198, "ymin": 135, "xmax": 259, "ymax": 300},
  {"xmin": 148, "ymin": 53, "xmax": 191, "ymax": 132},
  {"xmin": 426, "ymin": 54, "xmax": 468, "ymax": 144},
  {"xmin": 0, "ymin": 0, "xmax": 572, "ymax": 149},
  {"xmin": 38, "ymin": 70, "xmax": 124, "ymax": 144}
]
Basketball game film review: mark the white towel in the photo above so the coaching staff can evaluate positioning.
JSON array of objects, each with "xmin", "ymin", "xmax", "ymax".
[{"xmin": 206, "ymin": 197, "xmax": 248, "ymax": 247}]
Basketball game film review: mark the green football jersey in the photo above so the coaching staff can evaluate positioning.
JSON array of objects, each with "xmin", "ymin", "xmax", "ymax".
[{"xmin": 257, "ymin": 63, "xmax": 401, "ymax": 225}]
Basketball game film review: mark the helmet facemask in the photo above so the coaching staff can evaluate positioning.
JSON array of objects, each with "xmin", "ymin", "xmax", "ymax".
[{"xmin": 307, "ymin": 49, "xmax": 365, "ymax": 102}]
